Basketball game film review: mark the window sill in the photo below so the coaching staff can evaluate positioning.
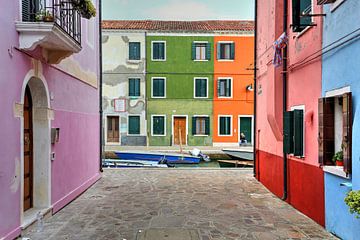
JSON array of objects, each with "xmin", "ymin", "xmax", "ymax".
[
  {"xmin": 152, "ymin": 59, "xmax": 166, "ymax": 62},
  {"xmin": 218, "ymin": 134, "xmax": 233, "ymax": 137},
  {"xmin": 127, "ymin": 59, "xmax": 141, "ymax": 64},
  {"xmin": 194, "ymin": 134, "xmax": 209, "ymax": 137},
  {"xmin": 217, "ymin": 59, "xmax": 234, "ymax": 62},
  {"xmin": 193, "ymin": 59, "xmax": 209, "ymax": 62},
  {"xmin": 194, "ymin": 97, "xmax": 209, "ymax": 99},
  {"xmin": 218, "ymin": 96, "xmax": 233, "ymax": 99},
  {"xmin": 151, "ymin": 97, "xmax": 166, "ymax": 99},
  {"xmin": 296, "ymin": 25, "xmax": 313, "ymax": 39},
  {"xmin": 152, "ymin": 134, "xmax": 166, "ymax": 137},
  {"xmin": 323, "ymin": 166, "xmax": 349, "ymax": 179}
]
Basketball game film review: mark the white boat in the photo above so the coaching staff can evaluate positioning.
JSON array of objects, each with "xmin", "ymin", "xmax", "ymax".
[{"xmin": 222, "ymin": 148, "xmax": 254, "ymax": 160}]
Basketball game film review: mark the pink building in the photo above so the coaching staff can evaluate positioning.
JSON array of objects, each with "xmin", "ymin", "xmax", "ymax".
[
  {"xmin": 255, "ymin": 0, "xmax": 324, "ymax": 225},
  {"xmin": 0, "ymin": 1, "xmax": 100, "ymax": 239}
]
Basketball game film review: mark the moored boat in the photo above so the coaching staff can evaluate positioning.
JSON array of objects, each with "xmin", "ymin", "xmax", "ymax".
[
  {"xmin": 218, "ymin": 160, "xmax": 254, "ymax": 168},
  {"xmin": 222, "ymin": 148, "xmax": 254, "ymax": 160},
  {"xmin": 102, "ymin": 159, "xmax": 169, "ymax": 168},
  {"xmin": 114, "ymin": 151, "xmax": 201, "ymax": 164}
]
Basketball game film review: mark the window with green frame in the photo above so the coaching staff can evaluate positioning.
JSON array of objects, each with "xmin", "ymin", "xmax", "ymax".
[
  {"xmin": 152, "ymin": 116, "xmax": 165, "ymax": 136},
  {"xmin": 217, "ymin": 42, "xmax": 235, "ymax": 60},
  {"xmin": 128, "ymin": 116, "xmax": 140, "ymax": 135},
  {"xmin": 192, "ymin": 117, "xmax": 210, "ymax": 135},
  {"xmin": 292, "ymin": 0, "xmax": 312, "ymax": 32},
  {"xmin": 152, "ymin": 42, "xmax": 166, "ymax": 60},
  {"xmin": 192, "ymin": 42, "xmax": 211, "ymax": 60},
  {"xmin": 219, "ymin": 116, "xmax": 231, "ymax": 136},
  {"xmin": 284, "ymin": 109, "xmax": 304, "ymax": 156},
  {"xmin": 152, "ymin": 78, "xmax": 165, "ymax": 98},
  {"xmin": 129, "ymin": 42, "xmax": 141, "ymax": 60},
  {"xmin": 218, "ymin": 78, "xmax": 232, "ymax": 97},
  {"xmin": 129, "ymin": 78, "xmax": 140, "ymax": 97},
  {"xmin": 194, "ymin": 78, "xmax": 208, "ymax": 98}
]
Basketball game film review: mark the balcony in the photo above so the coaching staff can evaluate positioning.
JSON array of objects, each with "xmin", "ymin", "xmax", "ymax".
[{"xmin": 16, "ymin": 0, "xmax": 82, "ymax": 64}]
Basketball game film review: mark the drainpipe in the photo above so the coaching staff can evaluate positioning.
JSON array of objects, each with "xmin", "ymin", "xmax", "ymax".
[
  {"xmin": 281, "ymin": 0, "xmax": 288, "ymax": 201},
  {"xmin": 99, "ymin": 0, "xmax": 103, "ymax": 172},
  {"xmin": 253, "ymin": 0, "xmax": 258, "ymax": 177}
]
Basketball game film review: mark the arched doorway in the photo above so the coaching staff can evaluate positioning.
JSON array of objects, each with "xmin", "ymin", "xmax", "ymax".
[{"xmin": 21, "ymin": 76, "xmax": 51, "ymax": 219}]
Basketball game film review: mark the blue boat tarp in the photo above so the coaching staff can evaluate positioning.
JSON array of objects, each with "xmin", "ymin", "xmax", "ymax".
[{"xmin": 115, "ymin": 151, "xmax": 201, "ymax": 164}]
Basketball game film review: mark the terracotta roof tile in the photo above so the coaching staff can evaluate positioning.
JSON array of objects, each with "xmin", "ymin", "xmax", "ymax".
[{"xmin": 102, "ymin": 20, "xmax": 254, "ymax": 32}]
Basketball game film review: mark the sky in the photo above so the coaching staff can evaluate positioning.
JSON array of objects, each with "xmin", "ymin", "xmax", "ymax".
[{"xmin": 102, "ymin": 0, "xmax": 254, "ymax": 21}]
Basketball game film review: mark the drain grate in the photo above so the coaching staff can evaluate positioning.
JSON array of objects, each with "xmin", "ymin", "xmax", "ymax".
[{"xmin": 136, "ymin": 228, "xmax": 200, "ymax": 240}]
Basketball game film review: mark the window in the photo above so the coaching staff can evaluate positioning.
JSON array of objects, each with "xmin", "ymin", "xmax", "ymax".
[
  {"xmin": 107, "ymin": 116, "xmax": 119, "ymax": 143},
  {"xmin": 152, "ymin": 78, "xmax": 166, "ymax": 98},
  {"xmin": 192, "ymin": 116, "xmax": 210, "ymax": 136},
  {"xmin": 152, "ymin": 115, "xmax": 166, "ymax": 136},
  {"xmin": 217, "ymin": 42, "xmax": 235, "ymax": 60},
  {"xmin": 192, "ymin": 42, "xmax": 211, "ymax": 61},
  {"xmin": 284, "ymin": 107, "xmax": 304, "ymax": 157},
  {"xmin": 194, "ymin": 78, "xmax": 208, "ymax": 98},
  {"xmin": 318, "ymin": 93, "xmax": 352, "ymax": 174},
  {"xmin": 292, "ymin": 0, "xmax": 312, "ymax": 32},
  {"xmin": 128, "ymin": 116, "xmax": 140, "ymax": 135},
  {"xmin": 129, "ymin": 78, "xmax": 140, "ymax": 97},
  {"xmin": 152, "ymin": 41, "xmax": 166, "ymax": 61},
  {"xmin": 129, "ymin": 42, "xmax": 141, "ymax": 60},
  {"xmin": 218, "ymin": 78, "xmax": 232, "ymax": 98},
  {"xmin": 219, "ymin": 116, "xmax": 232, "ymax": 136}
]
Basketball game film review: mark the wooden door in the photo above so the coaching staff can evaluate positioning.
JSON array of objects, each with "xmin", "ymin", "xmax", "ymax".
[
  {"xmin": 173, "ymin": 117, "xmax": 186, "ymax": 145},
  {"xmin": 24, "ymin": 86, "xmax": 33, "ymax": 211},
  {"xmin": 107, "ymin": 116, "xmax": 119, "ymax": 143}
]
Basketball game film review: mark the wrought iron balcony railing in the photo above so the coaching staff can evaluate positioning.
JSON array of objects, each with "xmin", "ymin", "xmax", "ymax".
[{"xmin": 22, "ymin": 0, "xmax": 81, "ymax": 45}]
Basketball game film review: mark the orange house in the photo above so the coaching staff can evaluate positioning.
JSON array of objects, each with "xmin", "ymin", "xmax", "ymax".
[{"xmin": 213, "ymin": 36, "xmax": 254, "ymax": 146}]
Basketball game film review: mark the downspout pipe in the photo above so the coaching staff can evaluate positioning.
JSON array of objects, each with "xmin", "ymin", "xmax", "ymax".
[
  {"xmin": 253, "ymin": 0, "xmax": 258, "ymax": 177},
  {"xmin": 281, "ymin": 0, "xmax": 288, "ymax": 201},
  {"xmin": 99, "ymin": 0, "xmax": 103, "ymax": 172}
]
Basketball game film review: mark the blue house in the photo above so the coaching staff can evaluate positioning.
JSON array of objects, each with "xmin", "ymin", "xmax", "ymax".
[{"xmin": 321, "ymin": 0, "xmax": 360, "ymax": 239}]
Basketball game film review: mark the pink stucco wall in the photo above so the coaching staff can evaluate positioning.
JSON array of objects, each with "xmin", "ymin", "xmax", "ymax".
[
  {"xmin": 256, "ymin": 0, "xmax": 324, "ymax": 226},
  {"xmin": 0, "ymin": 1, "xmax": 100, "ymax": 239}
]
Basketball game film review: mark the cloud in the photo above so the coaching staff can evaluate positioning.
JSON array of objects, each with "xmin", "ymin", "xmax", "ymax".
[{"xmin": 144, "ymin": 0, "xmax": 222, "ymax": 20}]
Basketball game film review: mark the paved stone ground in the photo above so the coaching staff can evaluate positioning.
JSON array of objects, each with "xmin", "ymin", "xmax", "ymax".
[{"xmin": 21, "ymin": 169, "xmax": 337, "ymax": 240}]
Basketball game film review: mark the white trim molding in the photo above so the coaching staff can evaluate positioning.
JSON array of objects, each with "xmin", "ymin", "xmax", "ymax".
[
  {"xmin": 151, "ymin": 40, "xmax": 167, "ymax": 61},
  {"xmin": 217, "ymin": 77, "xmax": 233, "ymax": 99},
  {"xmin": 218, "ymin": 115, "xmax": 233, "ymax": 137},
  {"xmin": 151, "ymin": 115, "xmax": 167, "ymax": 137},
  {"xmin": 193, "ymin": 77, "xmax": 209, "ymax": 99}
]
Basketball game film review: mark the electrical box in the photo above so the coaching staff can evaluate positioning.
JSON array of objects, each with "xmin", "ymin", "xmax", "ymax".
[{"xmin": 51, "ymin": 128, "xmax": 60, "ymax": 144}]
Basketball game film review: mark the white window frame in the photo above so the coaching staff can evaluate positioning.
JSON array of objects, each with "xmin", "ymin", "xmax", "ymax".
[
  {"xmin": 151, "ymin": 115, "xmax": 166, "ymax": 137},
  {"xmin": 151, "ymin": 77, "xmax": 166, "ymax": 99},
  {"xmin": 290, "ymin": 105, "xmax": 305, "ymax": 158},
  {"xmin": 331, "ymin": 0, "xmax": 346, "ymax": 12},
  {"xmin": 127, "ymin": 42, "xmax": 141, "ymax": 63},
  {"xmin": 128, "ymin": 77, "xmax": 141, "ymax": 98},
  {"xmin": 151, "ymin": 41, "xmax": 167, "ymax": 61},
  {"xmin": 171, "ymin": 115, "xmax": 188, "ymax": 145},
  {"xmin": 218, "ymin": 115, "xmax": 233, "ymax": 137},
  {"xmin": 105, "ymin": 114, "xmax": 121, "ymax": 145},
  {"xmin": 193, "ymin": 115, "xmax": 209, "ymax": 137},
  {"xmin": 217, "ymin": 41, "xmax": 235, "ymax": 62},
  {"xmin": 238, "ymin": 115, "xmax": 254, "ymax": 145},
  {"xmin": 193, "ymin": 77, "xmax": 209, "ymax": 99},
  {"xmin": 127, "ymin": 114, "xmax": 141, "ymax": 136},
  {"xmin": 217, "ymin": 77, "xmax": 233, "ymax": 99},
  {"xmin": 193, "ymin": 41, "xmax": 209, "ymax": 62}
]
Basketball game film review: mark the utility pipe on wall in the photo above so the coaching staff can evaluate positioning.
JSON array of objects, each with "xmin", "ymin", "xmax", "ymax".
[
  {"xmin": 99, "ymin": 0, "xmax": 103, "ymax": 172},
  {"xmin": 253, "ymin": 0, "xmax": 258, "ymax": 177}
]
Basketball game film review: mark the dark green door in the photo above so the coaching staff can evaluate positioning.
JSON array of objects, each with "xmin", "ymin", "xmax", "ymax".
[{"xmin": 239, "ymin": 117, "xmax": 252, "ymax": 144}]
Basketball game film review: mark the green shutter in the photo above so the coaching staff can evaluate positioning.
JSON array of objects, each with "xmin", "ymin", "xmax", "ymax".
[
  {"xmin": 153, "ymin": 116, "xmax": 165, "ymax": 135},
  {"xmin": 153, "ymin": 79, "xmax": 164, "ymax": 97},
  {"xmin": 226, "ymin": 79, "xmax": 231, "ymax": 97},
  {"xmin": 201, "ymin": 79, "xmax": 207, "ymax": 97},
  {"xmin": 159, "ymin": 43, "xmax": 164, "ymax": 59},
  {"xmin": 129, "ymin": 116, "xmax": 140, "ymax": 134},
  {"xmin": 129, "ymin": 79, "xmax": 134, "ymax": 96},
  {"xmin": 195, "ymin": 79, "xmax": 201, "ymax": 97},
  {"xmin": 217, "ymin": 43, "xmax": 221, "ymax": 60},
  {"xmin": 300, "ymin": 0, "xmax": 312, "ymax": 27},
  {"xmin": 205, "ymin": 117, "xmax": 210, "ymax": 135},
  {"xmin": 22, "ymin": 0, "xmax": 31, "ymax": 21},
  {"xmin": 192, "ymin": 117, "xmax": 197, "ymax": 135},
  {"xmin": 283, "ymin": 111, "xmax": 294, "ymax": 154},
  {"xmin": 230, "ymin": 43, "xmax": 235, "ymax": 60},
  {"xmin": 192, "ymin": 42, "xmax": 196, "ymax": 60},
  {"xmin": 135, "ymin": 79, "xmax": 140, "ymax": 96},
  {"xmin": 153, "ymin": 43, "xmax": 159, "ymax": 59},
  {"xmin": 217, "ymin": 80, "xmax": 221, "ymax": 97},
  {"xmin": 292, "ymin": 0, "xmax": 311, "ymax": 32},
  {"xmin": 206, "ymin": 43, "xmax": 211, "ymax": 60},
  {"xmin": 294, "ymin": 110, "xmax": 304, "ymax": 156},
  {"xmin": 220, "ymin": 117, "xmax": 225, "ymax": 135}
]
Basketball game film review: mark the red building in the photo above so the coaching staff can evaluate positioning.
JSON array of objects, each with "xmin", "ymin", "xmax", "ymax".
[{"xmin": 255, "ymin": 0, "xmax": 324, "ymax": 225}]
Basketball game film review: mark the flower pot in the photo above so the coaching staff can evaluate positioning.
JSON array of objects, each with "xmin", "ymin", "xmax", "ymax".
[
  {"xmin": 336, "ymin": 160, "xmax": 344, "ymax": 166},
  {"xmin": 44, "ymin": 15, "xmax": 54, "ymax": 22}
]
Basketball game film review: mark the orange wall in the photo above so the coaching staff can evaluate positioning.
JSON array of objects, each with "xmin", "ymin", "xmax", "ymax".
[{"xmin": 213, "ymin": 36, "xmax": 254, "ymax": 143}]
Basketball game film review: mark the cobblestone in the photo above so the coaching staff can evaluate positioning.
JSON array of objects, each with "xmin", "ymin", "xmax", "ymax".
[{"xmin": 21, "ymin": 169, "xmax": 337, "ymax": 240}]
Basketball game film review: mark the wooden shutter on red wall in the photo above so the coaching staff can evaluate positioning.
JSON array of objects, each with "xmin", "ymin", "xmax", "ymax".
[
  {"xmin": 343, "ymin": 93, "xmax": 352, "ymax": 174},
  {"xmin": 318, "ymin": 97, "xmax": 335, "ymax": 165}
]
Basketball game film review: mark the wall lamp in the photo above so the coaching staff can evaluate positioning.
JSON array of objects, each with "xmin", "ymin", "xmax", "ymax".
[{"xmin": 246, "ymin": 84, "xmax": 254, "ymax": 92}]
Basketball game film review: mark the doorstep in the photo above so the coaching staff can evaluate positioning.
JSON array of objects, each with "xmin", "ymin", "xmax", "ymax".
[{"xmin": 21, "ymin": 207, "xmax": 52, "ymax": 230}]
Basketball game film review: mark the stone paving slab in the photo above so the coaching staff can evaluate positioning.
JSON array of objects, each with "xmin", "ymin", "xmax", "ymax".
[{"xmin": 20, "ymin": 169, "xmax": 337, "ymax": 240}]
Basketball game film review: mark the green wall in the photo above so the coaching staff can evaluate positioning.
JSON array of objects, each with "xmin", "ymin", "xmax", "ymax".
[{"xmin": 146, "ymin": 36, "xmax": 214, "ymax": 146}]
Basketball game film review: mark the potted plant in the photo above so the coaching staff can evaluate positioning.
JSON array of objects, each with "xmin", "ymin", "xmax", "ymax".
[
  {"xmin": 35, "ymin": 10, "xmax": 54, "ymax": 22},
  {"xmin": 345, "ymin": 190, "xmax": 360, "ymax": 219},
  {"xmin": 332, "ymin": 150, "xmax": 344, "ymax": 166},
  {"xmin": 43, "ymin": 10, "xmax": 54, "ymax": 22},
  {"xmin": 72, "ymin": 0, "xmax": 96, "ymax": 19},
  {"xmin": 35, "ymin": 10, "xmax": 45, "ymax": 21}
]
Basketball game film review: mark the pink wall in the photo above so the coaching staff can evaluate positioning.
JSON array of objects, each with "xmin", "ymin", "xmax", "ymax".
[
  {"xmin": 256, "ymin": 0, "xmax": 324, "ymax": 226},
  {"xmin": 0, "ymin": 1, "xmax": 100, "ymax": 239}
]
